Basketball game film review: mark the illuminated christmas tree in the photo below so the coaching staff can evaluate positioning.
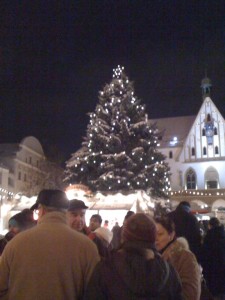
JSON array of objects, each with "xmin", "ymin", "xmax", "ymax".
[{"xmin": 65, "ymin": 66, "xmax": 170, "ymax": 198}]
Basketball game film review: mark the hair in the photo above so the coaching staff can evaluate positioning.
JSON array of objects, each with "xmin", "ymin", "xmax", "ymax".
[
  {"xmin": 124, "ymin": 211, "xmax": 135, "ymax": 220},
  {"xmin": 91, "ymin": 214, "xmax": 102, "ymax": 224},
  {"xmin": 179, "ymin": 201, "xmax": 190, "ymax": 208},
  {"xmin": 154, "ymin": 216, "xmax": 175, "ymax": 234},
  {"xmin": 209, "ymin": 217, "xmax": 220, "ymax": 228}
]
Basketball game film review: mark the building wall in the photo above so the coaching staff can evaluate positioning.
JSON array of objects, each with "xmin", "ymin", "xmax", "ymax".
[
  {"xmin": 0, "ymin": 136, "xmax": 46, "ymax": 197},
  {"xmin": 158, "ymin": 96, "xmax": 225, "ymax": 194}
]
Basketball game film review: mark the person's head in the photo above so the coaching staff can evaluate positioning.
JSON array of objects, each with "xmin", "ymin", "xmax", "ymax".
[
  {"xmin": 123, "ymin": 210, "xmax": 135, "ymax": 225},
  {"xmin": 8, "ymin": 213, "xmax": 25, "ymax": 235},
  {"xmin": 208, "ymin": 217, "xmax": 220, "ymax": 229},
  {"xmin": 66, "ymin": 199, "xmax": 88, "ymax": 232},
  {"xmin": 122, "ymin": 213, "xmax": 156, "ymax": 248},
  {"xmin": 21, "ymin": 209, "xmax": 37, "ymax": 228},
  {"xmin": 89, "ymin": 214, "xmax": 102, "ymax": 232},
  {"xmin": 30, "ymin": 189, "xmax": 69, "ymax": 223},
  {"xmin": 154, "ymin": 216, "xmax": 176, "ymax": 251},
  {"xmin": 177, "ymin": 201, "xmax": 191, "ymax": 213}
]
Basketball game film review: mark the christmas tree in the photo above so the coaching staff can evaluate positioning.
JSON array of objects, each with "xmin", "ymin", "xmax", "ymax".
[{"xmin": 65, "ymin": 66, "xmax": 170, "ymax": 199}]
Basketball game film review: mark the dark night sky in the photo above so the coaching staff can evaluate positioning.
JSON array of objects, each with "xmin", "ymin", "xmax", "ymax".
[{"xmin": 1, "ymin": 1, "xmax": 225, "ymax": 162}]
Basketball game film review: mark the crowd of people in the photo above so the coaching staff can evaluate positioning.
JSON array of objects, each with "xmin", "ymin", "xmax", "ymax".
[{"xmin": 0, "ymin": 191, "xmax": 224, "ymax": 300}]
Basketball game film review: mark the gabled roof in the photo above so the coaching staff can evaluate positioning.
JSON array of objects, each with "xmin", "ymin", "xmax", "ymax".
[{"xmin": 149, "ymin": 116, "xmax": 195, "ymax": 147}]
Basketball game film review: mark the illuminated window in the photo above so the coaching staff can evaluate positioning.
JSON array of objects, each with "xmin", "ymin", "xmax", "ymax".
[{"xmin": 186, "ymin": 169, "xmax": 196, "ymax": 189}]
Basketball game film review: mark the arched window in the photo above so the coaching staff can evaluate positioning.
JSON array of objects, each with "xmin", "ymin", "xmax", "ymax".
[
  {"xmin": 214, "ymin": 127, "xmax": 217, "ymax": 135},
  {"xmin": 215, "ymin": 146, "xmax": 219, "ymax": 154},
  {"xmin": 186, "ymin": 169, "xmax": 196, "ymax": 190},
  {"xmin": 191, "ymin": 147, "xmax": 195, "ymax": 156},
  {"xmin": 205, "ymin": 167, "xmax": 219, "ymax": 189},
  {"xmin": 203, "ymin": 147, "xmax": 207, "ymax": 155},
  {"xmin": 207, "ymin": 114, "xmax": 211, "ymax": 122},
  {"xmin": 169, "ymin": 151, "xmax": 173, "ymax": 159},
  {"xmin": 202, "ymin": 128, "xmax": 205, "ymax": 136}
]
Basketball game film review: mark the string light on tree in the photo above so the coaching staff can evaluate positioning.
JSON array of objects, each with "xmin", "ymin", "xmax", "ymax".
[
  {"xmin": 65, "ymin": 66, "xmax": 170, "ymax": 199},
  {"xmin": 113, "ymin": 65, "xmax": 124, "ymax": 79}
]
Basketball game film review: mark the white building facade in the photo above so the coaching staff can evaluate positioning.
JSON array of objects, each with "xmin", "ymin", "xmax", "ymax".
[
  {"xmin": 151, "ymin": 77, "xmax": 225, "ymax": 218},
  {"xmin": 0, "ymin": 136, "xmax": 46, "ymax": 198},
  {"xmin": 0, "ymin": 136, "xmax": 47, "ymax": 232}
]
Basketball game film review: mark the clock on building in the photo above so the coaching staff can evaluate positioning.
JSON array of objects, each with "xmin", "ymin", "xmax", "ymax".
[{"xmin": 205, "ymin": 121, "xmax": 214, "ymax": 144}]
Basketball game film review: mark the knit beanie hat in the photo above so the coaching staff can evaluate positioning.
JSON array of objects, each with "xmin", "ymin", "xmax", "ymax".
[{"xmin": 122, "ymin": 213, "xmax": 156, "ymax": 245}]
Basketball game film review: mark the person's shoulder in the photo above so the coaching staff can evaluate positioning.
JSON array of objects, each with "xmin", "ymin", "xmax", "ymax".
[{"xmin": 174, "ymin": 244, "xmax": 198, "ymax": 265}]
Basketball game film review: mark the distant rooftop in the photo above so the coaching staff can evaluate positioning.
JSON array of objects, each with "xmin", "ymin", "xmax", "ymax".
[{"xmin": 149, "ymin": 115, "xmax": 195, "ymax": 147}]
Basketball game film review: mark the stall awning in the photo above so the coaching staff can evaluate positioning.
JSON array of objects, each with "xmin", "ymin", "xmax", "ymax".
[{"xmin": 90, "ymin": 199, "xmax": 135, "ymax": 210}]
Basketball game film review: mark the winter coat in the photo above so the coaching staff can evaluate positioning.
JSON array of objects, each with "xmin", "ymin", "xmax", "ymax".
[
  {"xmin": 0, "ymin": 211, "xmax": 100, "ymax": 300},
  {"xmin": 84, "ymin": 241, "xmax": 182, "ymax": 300},
  {"xmin": 161, "ymin": 237, "xmax": 201, "ymax": 300},
  {"xmin": 168, "ymin": 207, "xmax": 201, "ymax": 261},
  {"xmin": 200, "ymin": 225, "xmax": 225, "ymax": 296}
]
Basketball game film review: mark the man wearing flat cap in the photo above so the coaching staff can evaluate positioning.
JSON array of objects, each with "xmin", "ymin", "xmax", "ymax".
[
  {"xmin": 0, "ymin": 189, "xmax": 100, "ymax": 300},
  {"xmin": 67, "ymin": 199, "xmax": 89, "ymax": 234}
]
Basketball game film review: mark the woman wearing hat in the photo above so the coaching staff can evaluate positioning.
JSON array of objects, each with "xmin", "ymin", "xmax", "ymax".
[
  {"xmin": 84, "ymin": 213, "xmax": 182, "ymax": 300},
  {"xmin": 155, "ymin": 216, "xmax": 201, "ymax": 300}
]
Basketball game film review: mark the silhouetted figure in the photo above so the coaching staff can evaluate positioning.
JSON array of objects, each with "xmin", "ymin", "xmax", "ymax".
[
  {"xmin": 167, "ymin": 201, "xmax": 201, "ymax": 261},
  {"xmin": 200, "ymin": 217, "xmax": 225, "ymax": 299}
]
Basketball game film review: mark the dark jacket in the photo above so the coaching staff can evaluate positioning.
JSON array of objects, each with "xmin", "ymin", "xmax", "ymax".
[
  {"xmin": 0, "ymin": 231, "xmax": 15, "ymax": 255},
  {"xmin": 168, "ymin": 206, "xmax": 201, "ymax": 261},
  {"xmin": 88, "ymin": 232, "xmax": 110, "ymax": 258},
  {"xmin": 200, "ymin": 225, "xmax": 225, "ymax": 296},
  {"xmin": 110, "ymin": 224, "xmax": 122, "ymax": 250},
  {"xmin": 84, "ymin": 242, "xmax": 182, "ymax": 300}
]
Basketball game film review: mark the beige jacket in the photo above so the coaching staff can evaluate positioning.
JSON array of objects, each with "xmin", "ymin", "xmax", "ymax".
[
  {"xmin": 161, "ymin": 237, "xmax": 201, "ymax": 300},
  {"xmin": 0, "ymin": 211, "xmax": 100, "ymax": 300}
]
